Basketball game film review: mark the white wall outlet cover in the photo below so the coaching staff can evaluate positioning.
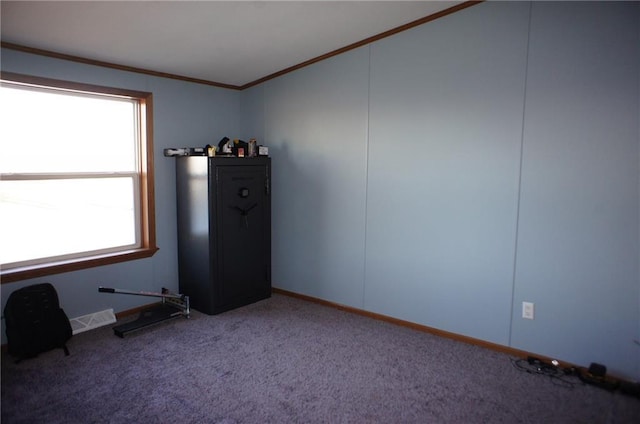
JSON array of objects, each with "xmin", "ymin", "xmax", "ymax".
[{"xmin": 522, "ymin": 302, "xmax": 534, "ymax": 320}]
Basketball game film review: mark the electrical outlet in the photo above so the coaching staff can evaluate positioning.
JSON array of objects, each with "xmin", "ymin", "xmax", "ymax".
[{"xmin": 522, "ymin": 302, "xmax": 534, "ymax": 319}]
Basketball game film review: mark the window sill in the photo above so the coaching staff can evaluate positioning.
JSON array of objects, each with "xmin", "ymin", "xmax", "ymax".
[{"xmin": 0, "ymin": 247, "xmax": 159, "ymax": 284}]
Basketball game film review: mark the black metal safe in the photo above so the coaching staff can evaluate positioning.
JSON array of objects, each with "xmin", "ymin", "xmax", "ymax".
[{"xmin": 175, "ymin": 156, "xmax": 271, "ymax": 315}]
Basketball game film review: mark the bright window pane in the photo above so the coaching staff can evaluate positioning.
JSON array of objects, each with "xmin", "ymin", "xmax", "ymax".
[
  {"xmin": 0, "ymin": 85, "xmax": 137, "ymax": 174},
  {"xmin": 0, "ymin": 178, "xmax": 137, "ymax": 265},
  {"xmin": 0, "ymin": 74, "xmax": 155, "ymax": 282}
]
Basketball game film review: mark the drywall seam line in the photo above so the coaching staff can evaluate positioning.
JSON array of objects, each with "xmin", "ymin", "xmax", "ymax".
[
  {"xmin": 636, "ymin": 2, "xmax": 640, "ymax": 375},
  {"xmin": 508, "ymin": 1, "xmax": 533, "ymax": 347},
  {"xmin": 362, "ymin": 45, "xmax": 372, "ymax": 310}
]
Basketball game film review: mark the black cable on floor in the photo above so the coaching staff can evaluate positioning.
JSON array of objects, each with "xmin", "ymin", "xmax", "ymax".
[{"xmin": 510, "ymin": 357, "xmax": 580, "ymax": 389}]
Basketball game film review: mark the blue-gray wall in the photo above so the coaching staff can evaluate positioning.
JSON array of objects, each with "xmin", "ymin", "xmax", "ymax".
[
  {"xmin": 512, "ymin": 1, "xmax": 639, "ymax": 379},
  {"xmin": 240, "ymin": 1, "xmax": 639, "ymax": 379},
  {"xmin": 2, "ymin": 1, "xmax": 639, "ymax": 380}
]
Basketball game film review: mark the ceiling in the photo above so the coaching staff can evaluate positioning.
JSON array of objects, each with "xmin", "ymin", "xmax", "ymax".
[{"xmin": 1, "ymin": 1, "xmax": 466, "ymax": 89}]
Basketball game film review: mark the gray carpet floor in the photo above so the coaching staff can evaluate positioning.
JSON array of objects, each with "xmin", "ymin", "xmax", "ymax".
[{"xmin": 2, "ymin": 293, "xmax": 639, "ymax": 423}]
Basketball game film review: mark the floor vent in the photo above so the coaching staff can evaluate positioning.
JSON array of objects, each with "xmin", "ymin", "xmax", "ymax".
[{"xmin": 70, "ymin": 309, "xmax": 116, "ymax": 335}]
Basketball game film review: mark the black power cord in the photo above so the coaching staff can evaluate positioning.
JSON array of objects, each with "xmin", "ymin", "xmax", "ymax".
[
  {"xmin": 511, "ymin": 357, "xmax": 640, "ymax": 397},
  {"xmin": 510, "ymin": 357, "xmax": 580, "ymax": 389}
]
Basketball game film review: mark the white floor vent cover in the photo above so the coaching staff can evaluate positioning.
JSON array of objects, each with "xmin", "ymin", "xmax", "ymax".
[{"xmin": 70, "ymin": 309, "xmax": 116, "ymax": 335}]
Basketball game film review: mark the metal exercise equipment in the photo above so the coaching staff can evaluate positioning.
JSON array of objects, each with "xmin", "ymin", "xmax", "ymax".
[{"xmin": 98, "ymin": 286, "xmax": 190, "ymax": 337}]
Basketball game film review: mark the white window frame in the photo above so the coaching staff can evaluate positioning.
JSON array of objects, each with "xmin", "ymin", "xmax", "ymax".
[{"xmin": 0, "ymin": 72, "xmax": 157, "ymax": 283}]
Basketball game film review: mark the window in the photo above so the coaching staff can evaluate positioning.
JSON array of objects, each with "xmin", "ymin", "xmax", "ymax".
[{"xmin": 0, "ymin": 72, "xmax": 157, "ymax": 283}]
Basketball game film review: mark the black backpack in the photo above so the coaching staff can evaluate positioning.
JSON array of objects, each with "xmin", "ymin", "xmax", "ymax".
[{"xmin": 4, "ymin": 283, "xmax": 72, "ymax": 361}]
